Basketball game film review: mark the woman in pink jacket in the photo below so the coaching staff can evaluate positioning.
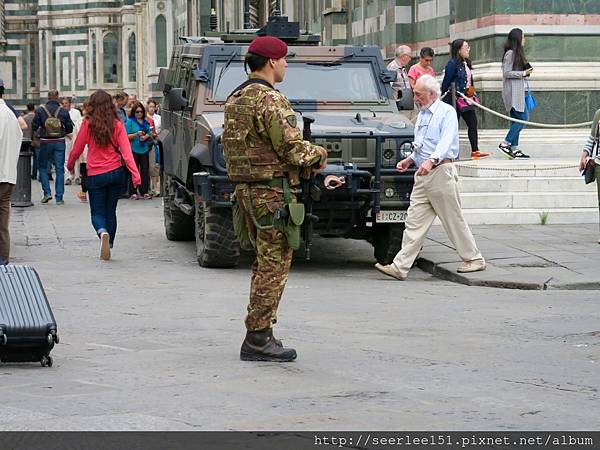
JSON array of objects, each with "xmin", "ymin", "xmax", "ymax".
[{"xmin": 68, "ymin": 90, "xmax": 141, "ymax": 261}]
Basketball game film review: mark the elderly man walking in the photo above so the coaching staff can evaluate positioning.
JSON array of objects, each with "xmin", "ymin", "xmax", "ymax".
[
  {"xmin": 0, "ymin": 81, "xmax": 24, "ymax": 265},
  {"xmin": 375, "ymin": 75, "xmax": 485, "ymax": 280}
]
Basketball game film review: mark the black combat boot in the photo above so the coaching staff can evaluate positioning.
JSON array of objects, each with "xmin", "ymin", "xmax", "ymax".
[{"xmin": 240, "ymin": 329, "xmax": 297, "ymax": 362}]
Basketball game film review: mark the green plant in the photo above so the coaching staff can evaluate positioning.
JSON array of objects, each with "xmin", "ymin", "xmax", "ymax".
[{"xmin": 539, "ymin": 211, "xmax": 549, "ymax": 225}]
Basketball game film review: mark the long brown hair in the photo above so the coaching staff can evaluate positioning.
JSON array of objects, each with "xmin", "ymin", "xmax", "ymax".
[
  {"xmin": 85, "ymin": 90, "xmax": 119, "ymax": 147},
  {"xmin": 503, "ymin": 28, "xmax": 528, "ymax": 71}
]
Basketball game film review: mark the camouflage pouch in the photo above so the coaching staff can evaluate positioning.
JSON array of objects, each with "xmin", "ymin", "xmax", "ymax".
[
  {"xmin": 232, "ymin": 195, "xmax": 254, "ymax": 251},
  {"xmin": 275, "ymin": 202, "xmax": 304, "ymax": 251}
]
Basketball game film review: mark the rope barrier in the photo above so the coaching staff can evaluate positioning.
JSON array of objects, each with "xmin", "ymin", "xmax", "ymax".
[
  {"xmin": 456, "ymin": 162, "xmax": 579, "ymax": 171},
  {"xmin": 456, "ymin": 91, "xmax": 593, "ymax": 129}
]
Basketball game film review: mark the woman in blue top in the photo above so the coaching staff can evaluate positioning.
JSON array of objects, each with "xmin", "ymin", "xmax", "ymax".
[
  {"xmin": 441, "ymin": 39, "xmax": 489, "ymax": 159},
  {"xmin": 125, "ymin": 101, "xmax": 153, "ymax": 199}
]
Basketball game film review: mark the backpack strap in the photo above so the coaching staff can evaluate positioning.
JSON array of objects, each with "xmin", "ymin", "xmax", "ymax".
[{"xmin": 40, "ymin": 104, "xmax": 62, "ymax": 118}]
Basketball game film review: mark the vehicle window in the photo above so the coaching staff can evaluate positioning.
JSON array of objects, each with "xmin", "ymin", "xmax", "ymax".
[{"xmin": 209, "ymin": 61, "xmax": 382, "ymax": 102}]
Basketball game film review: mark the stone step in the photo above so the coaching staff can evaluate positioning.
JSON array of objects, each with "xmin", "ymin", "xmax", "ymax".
[
  {"xmin": 461, "ymin": 208, "xmax": 598, "ymax": 225},
  {"xmin": 456, "ymin": 158, "xmax": 581, "ymax": 178},
  {"xmin": 458, "ymin": 176, "xmax": 596, "ymax": 193},
  {"xmin": 459, "ymin": 128, "xmax": 590, "ymax": 159},
  {"xmin": 460, "ymin": 191, "xmax": 598, "ymax": 209}
]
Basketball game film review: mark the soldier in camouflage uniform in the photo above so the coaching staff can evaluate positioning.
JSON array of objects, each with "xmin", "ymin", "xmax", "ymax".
[{"xmin": 222, "ymin": 36, "xmax": 327, "ymax": 362}]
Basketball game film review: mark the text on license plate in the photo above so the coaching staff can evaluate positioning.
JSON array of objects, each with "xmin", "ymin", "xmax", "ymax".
[{"xmin": 376, "ymin": 210, "xmax": 407, "ymax": 223}]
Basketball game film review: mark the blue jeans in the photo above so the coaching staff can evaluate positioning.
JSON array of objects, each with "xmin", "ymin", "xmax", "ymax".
[
  {"xmin": 86, "ymin": 167, "xmax": 126, "ymax": 246},
  {"xmin": 505, "ymin": 107, "xmax": 529, "ymax": 148},
  {"xmin": 38, "ymin": 141, "xmax": 66, "ymax": 200}
]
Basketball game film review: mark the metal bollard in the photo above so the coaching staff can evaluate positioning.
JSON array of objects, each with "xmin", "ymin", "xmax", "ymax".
[{"xmin": 10, "ymin": 140, "xmax": 34, "ymax": 207}]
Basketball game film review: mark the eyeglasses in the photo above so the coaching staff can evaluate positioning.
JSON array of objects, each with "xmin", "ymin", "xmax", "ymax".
[{"xmin": 135, "ymin": 110, "xmax": 144, "ymax": 114}]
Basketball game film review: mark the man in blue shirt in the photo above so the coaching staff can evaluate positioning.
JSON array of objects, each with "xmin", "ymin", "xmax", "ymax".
[
  {"xmin": 375, "ymin": 75, "xmax": 485, "ymax": 280},
  {"xmin": 32, "ymin": 89, "xmax": 74, "ymax": 205}
]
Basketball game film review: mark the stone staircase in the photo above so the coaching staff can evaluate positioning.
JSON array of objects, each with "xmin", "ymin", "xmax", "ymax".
[{"xmin": 454, "ymin": 129, "xmax": 598, "ymax": 225}]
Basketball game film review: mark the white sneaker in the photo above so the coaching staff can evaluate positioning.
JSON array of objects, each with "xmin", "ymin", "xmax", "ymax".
[
  {"xmin": 100, "ymin": 232, "xmax": 111, "ymax": 261},
  {"xmin": 374, "ymin": 263, "xmax": 406, "ymax": 280},
  {"xmin": 457, "ymin": 259, "xmax": 486, "ymax": 273}
]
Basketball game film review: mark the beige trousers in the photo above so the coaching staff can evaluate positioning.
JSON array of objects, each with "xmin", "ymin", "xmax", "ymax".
[
  {"xmin": 392, "ymin": 163, "xmax": 483, "ymax": 277},
  {"xmin": 0, "ymin": 183, "xmax": 15, "ymax": 263}
]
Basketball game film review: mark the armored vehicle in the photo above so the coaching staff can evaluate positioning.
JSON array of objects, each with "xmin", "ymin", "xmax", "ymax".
[{"xmin": 158, "ymin": 18, "xmax": 416, "ymax": 268}]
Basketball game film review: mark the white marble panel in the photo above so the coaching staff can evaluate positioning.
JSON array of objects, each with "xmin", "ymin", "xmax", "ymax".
[{"xmin": 394, "ymin": 5, "xmax": 412, "ymax": 24}]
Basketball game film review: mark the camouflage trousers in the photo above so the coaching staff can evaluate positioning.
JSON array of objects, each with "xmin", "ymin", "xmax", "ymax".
[{"xmin": 235, "ymin": 184, "xmax": 293, "ymax": 332}]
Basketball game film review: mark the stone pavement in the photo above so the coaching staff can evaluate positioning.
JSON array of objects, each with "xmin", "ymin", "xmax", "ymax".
[
  {"xmin": 417, "ymin": 224, "xmax": 600, "ymax": 290},
  {"xmin": 2, "ymin": 182, "xmax": 600, "ymax": 430}
]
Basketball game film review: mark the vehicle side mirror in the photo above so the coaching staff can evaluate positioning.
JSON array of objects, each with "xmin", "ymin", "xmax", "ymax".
[
  {"xmin": 380, "ymin": 70, "xmax": 396, "ymax": 83},
  {"xmin": 168, "ymin": 88, "xmax": 188, "ymax": 110}
]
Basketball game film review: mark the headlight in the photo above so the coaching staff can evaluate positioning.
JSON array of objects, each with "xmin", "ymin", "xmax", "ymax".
[
  {"xmin": 399, "ymin": 141, "xmax": 413, "ymax": 159},
  {"xmin": 384, "ymin": 188, "xmax": 395, "ymax": 198}
]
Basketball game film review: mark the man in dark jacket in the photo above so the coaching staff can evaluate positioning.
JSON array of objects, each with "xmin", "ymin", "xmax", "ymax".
[{"xmin": 32, "ymin": 90, "xmax": 74, "ymax": 204}]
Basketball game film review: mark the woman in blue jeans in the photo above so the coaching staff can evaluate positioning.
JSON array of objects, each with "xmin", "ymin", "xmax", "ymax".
[
  {"xmin": 67, "ymin": 90, "xmax": 140, "ymax": 260},
  {"xmin": 499, "ymin": 28, "xmax": 534, "ymax": 159}
]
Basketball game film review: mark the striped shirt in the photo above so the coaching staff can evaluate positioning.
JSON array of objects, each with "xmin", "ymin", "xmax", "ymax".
[{"xmin": 583, "ymin": 117, "xmax": 600, "ymax": 156}]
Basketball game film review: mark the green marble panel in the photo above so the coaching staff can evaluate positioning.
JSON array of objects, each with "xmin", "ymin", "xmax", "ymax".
[
  {"xmin": 564, "ymin": 36, "xmax": 600, "ymax": 62},
  {"xmin": 552, "ymin": 0, "xmax": 584, "ymax": 14},
  {"xmin": 493, "ymin": 0, "xmax": 525, "ymax": 13},
  {"xmin": 459, "ymin": 0, "xmax": 485, "ymax": 22},
  {"xmin": 589, "ymin": 91, "xmax": 600, "ymax": 115},
  {"xmin": 524, "ymin": 35, "xmax": 562, "ymax": 62},
  {"xmin": 583, "ymin": 0, "xmax": 600, "ymax": 13},
  {"xmin": 395, "ymin": 23, "xmax": 414, "ymax": 44},
  {"xmin": 565, "ymin": 90, "xmax": 591, "ymax": 125},
  {"xmin": 524, "ymin": 0, "xmax": 552, "ymax": 13},
  {"xmin": 478, "ymin": 91, "xmax": 507, "ymax": 129}
]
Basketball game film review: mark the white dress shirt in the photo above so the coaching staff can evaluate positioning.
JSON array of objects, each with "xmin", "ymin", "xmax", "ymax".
[
  {"xmin": 0, "ymin": 99, "xmax": 23, "ymax": 184},
  {"xmin": 409, "ymin": 98, "xmax": 460, "ymax": 167}
]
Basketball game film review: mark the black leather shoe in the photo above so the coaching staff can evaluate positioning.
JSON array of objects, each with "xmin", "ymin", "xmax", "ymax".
[{"xmin": 240, "ymin": 329, "xmax": 297, "ymax": 362}]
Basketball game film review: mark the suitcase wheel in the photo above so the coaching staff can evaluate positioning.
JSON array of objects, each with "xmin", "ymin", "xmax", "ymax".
[{"xmin": 40, "ymin": 356, "xmax": 53, "ymax": 367}]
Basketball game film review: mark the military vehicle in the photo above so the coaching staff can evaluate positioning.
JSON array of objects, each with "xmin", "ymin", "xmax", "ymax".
[{"xmin": 158, "ymin": 17, "xmax": 416, "ymax": 268}]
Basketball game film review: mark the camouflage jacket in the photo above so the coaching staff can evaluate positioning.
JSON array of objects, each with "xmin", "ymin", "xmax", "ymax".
[{"xmin": 222, "ymin": 76, "xmax": 326, "ymax": 186}]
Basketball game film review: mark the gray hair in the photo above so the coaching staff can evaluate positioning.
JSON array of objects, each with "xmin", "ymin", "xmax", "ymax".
[
  {"xmin": 416, "ymin": 74, "xmax": 441, "ymax": 98},
  {"xmin": 395, "ymin": 45, "xmax": 412, "ymax": 57}
]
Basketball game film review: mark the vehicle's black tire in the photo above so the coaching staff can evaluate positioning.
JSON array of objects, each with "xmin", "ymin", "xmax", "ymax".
[
  {"xmin": 195, "ymin": 195, "xmax": 240, "ymax": 268},
  {"xmin": 373, "ymin": 223, "xmax": 405, "ymax": 265},
  {"xmin": 163, "ymin": 175, "xmax": 195, "ymax": 241}
]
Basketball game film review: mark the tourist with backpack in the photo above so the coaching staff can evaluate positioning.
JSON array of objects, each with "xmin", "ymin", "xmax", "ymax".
[{"xmin": 32, "ymin": 90, "xmax": 74, "ymax": 205}]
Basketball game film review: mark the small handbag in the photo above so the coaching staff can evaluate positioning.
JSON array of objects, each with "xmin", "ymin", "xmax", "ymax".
[
  {"xmin": 583, "ymin": 159, "xmax": 597, "ymax": 185},
  {"xmin": 525, "ymin": 79, "xmax": 537, "ymax": 111},
  {"xmin": 456, "ymin": 95, "xmax": 480, "ymax": 112}
]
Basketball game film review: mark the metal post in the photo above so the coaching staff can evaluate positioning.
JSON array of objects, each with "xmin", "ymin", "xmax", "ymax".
[{"xmin": 10, "ymin": 140, "xmax": 34, "ymax": 207}]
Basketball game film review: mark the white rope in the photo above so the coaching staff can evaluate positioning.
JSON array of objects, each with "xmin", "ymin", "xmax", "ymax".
[
  {"xmin": 456, "ymin": 162, "xmax": 579, "ymax": 171},
  {"xmin": 456, "ymin": 91, "xmax": 593, "ymax": 129}
]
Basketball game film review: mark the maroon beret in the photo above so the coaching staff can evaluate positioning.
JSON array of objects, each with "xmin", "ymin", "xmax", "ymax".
[{"xmin": 248, "ymin": 36, "xmax": 288, "ymax": 59}]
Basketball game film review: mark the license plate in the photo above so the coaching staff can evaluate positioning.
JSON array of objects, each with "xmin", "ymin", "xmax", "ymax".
[{"xmin": 376, "ymin": 210, "xmax": 407, "ymax": 223}]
